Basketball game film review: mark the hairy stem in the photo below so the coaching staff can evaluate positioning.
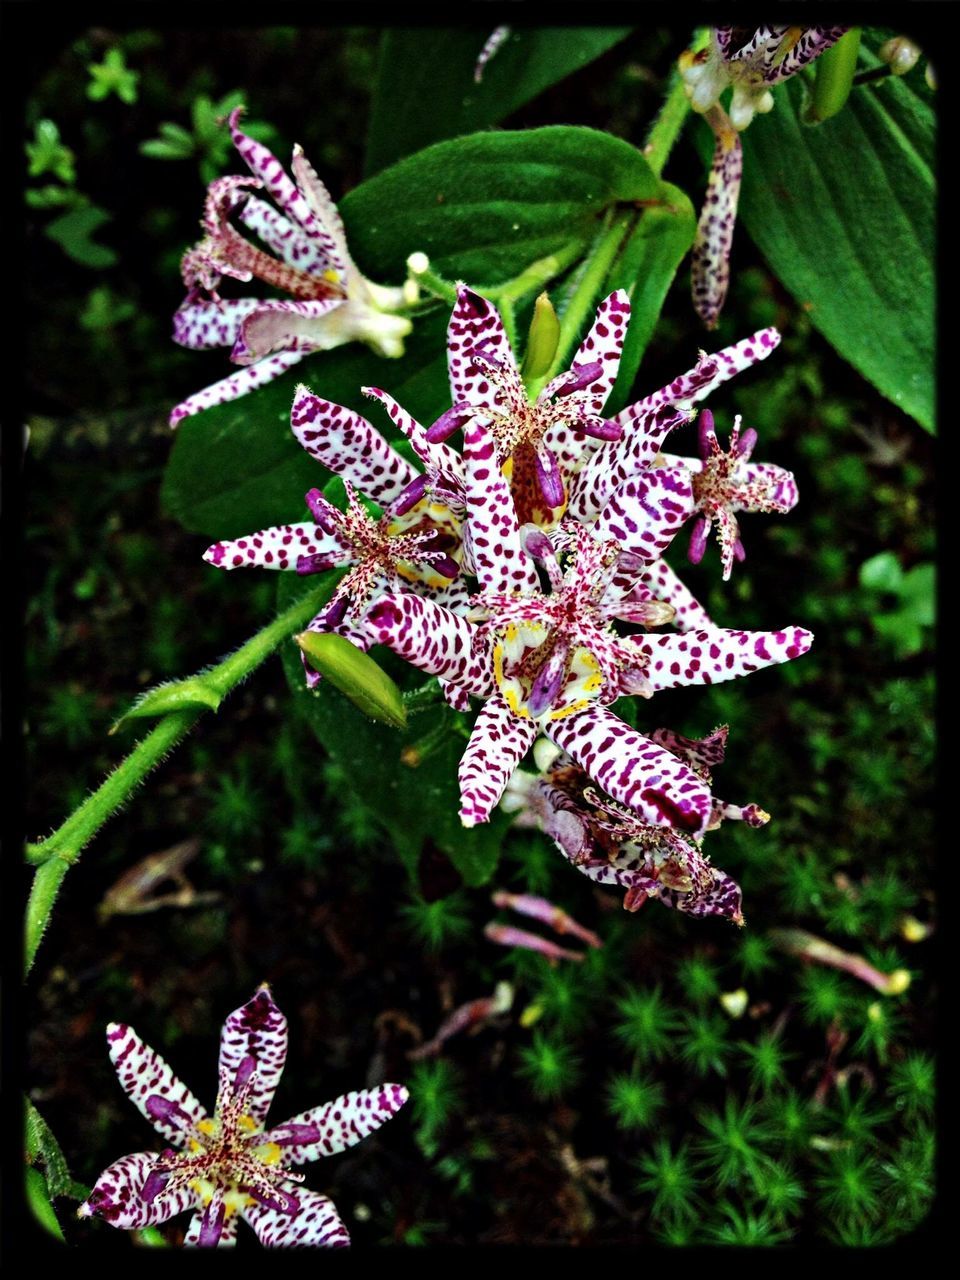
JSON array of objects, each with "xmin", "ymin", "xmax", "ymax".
[
  {"xmin": 644, "ymin": 27, "xmax": 708, "ymax": 178},
  {"xmin": 24, "ymin": 582, "xmax": 330, "ymax": 973}
]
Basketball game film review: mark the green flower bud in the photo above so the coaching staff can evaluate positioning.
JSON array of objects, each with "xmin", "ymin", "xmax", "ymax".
[{"xmin": 297, "ymin": 631, "xmax": 407, "ymax": 729}]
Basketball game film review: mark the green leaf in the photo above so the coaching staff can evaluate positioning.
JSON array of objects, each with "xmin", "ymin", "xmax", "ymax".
[
  {"xmin": 163, "ymin": 126, "xmax": 664, "ymax": 539},
  {"xmin": 26, "ymin": 1166, "xmax": 65, "ymax": 1242},
  {"xmin": 859, "ymin": 551, "xmax": 903, "ymax": 593},
  {"xmin": 25, "ymin": 1099, "xmax": 88, "ymax": 1207},
  {"xmin": 365, "ymin": 27, "xmax": 633, "ymax": 175},
  {"xmin": 297, "ymin": 631, "xmax": 407, "ymax": 729},
  {"xmin": 44, "ymin": 204, "xmax": 118, "ymax": 268},
  {"xmin": 732, "ymin": 41, "xmax": 934, "ymax": 430},
  {"xmin": 277, "ymin": 576, "xmax": 507, "ymax": 886},
  {"xmin": 113, "ymin": 677, "xmax": 222, "ymax": 731}
]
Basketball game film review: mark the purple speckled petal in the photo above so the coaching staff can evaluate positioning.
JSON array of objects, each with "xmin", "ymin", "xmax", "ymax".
[
  {"xmin": 105, "ymin": 1023, "xmax": 208, "ymax": 1147},
  {"xmin": 290, "ymin": 145, "xmax": 350, "ymax": 265},
  {"xmin": 692, "ymin": 106, "xmax": 743, "ymax": 329},
  {"xmin": 172, "ymin": 298, "xmax": 260, "ymax": 351},
  {"xmin": 642, "ymin": 626, "xmax": 813, "ymax": 691},
  {"xmin": 291, "ymin": 385, "xmax": 418, "ymax": 504},
  {"xmin": 362, "ymin": 385, "xmax": 464, "ymax": 486},
  {"xmin": 566, "ymin": 404, "xmax": 689, "ymax": 522},
  {"xmin": 264, "ymin": 1083, "xmax": 409, "ymax": 1165},
  {"xmin": 459, "ymin": 695, "xmax": 538, "ymax": 827},
  {"xmin": 463, "ymin": 417, "xmax": 539, "ymax": 593},
  {"xmin": 474, "ymin": 24, "xmax": 511, "ymax": 83},
  {"xmin": 169, "ymin": 349, "xmax": 306, "ymax": 427},
  {"xmin": 236, "ymin": 194, "xmax": 334, "ymax": 279},
  {"xmin": 648, "ymin": 724, "xmax": 729, "ymax": 775},
  {"xmin": 593, "ymin": 467, "xmax": 698, "ymax": 560},
  {"xmin": 366, "ymin": 592, "xmax": 493, "ymax": 697},
  {"xmin": 203, "ymin": 523, "xmax": 342, "ymax": 572},
  {"xmin": 78, "ymin": 1151, "xmax": 196, "ymax": 1230},
  {"xmin": 758, "ymin": 26, "xmax": 847, "ymax": 83},
  {"xmin": 183, "ymin": 1205, "xmax": 239, "ymax": 1248},
  {"xmin": 447, "ymin": 285, "xmax": 515, "ymax": 405},
  {"xmin": 232, "ymin": 298, "xmax": 346, "ymax": 362},
  {"xmin": 217, "ymin": 984, "xmax": 288, "ymax": 1125},
  {"xmin": 733, "ymin": 461, "xmax": 799, "ymax": 512},
  {"xmin": 243, "ymin": 1189, "xmax": 350, "ymax": 1248},
  {"xmin": 636, "ymin": 559, "xmax": 714, "ymax": 632},
  {"xmin": 544, "ymin": 290, "xmax": 631, "ymax": 415},
  {"xmin": 228, "ymin": 110, "xmax": 346, "ymax": 274},
  {"xmin": 439, "ymin": 678, "xmax": 474, "ymax": 712},
  {"xmin": 546, "ymin": 706, "xmax": 714, "ymax": 835}
]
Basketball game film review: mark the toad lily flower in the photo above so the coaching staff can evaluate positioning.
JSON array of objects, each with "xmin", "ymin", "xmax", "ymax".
[
  {"xmin": 429, "ymin": 286, "xmax": 629, "ymax": 525},
  {"xmin": 78, "ymin": 985, "xmax": 408, "ymax": 1247},
  {"xmin": 364, "ymin": 417, "xmax": 812, "ymax": 829},
  {"xmin": 502, "ymin": 728, "xmax": 767, "ymax": 925},
  {"xmin": 170, "ymin": 110, "xmax": 415, "ymax": 426},
  {"xmin": 680, "ymin": 26, "xmax": 846, "ymax": 327},
  {"xmin": 203, "ymin": 384, "xmax": 468, "ymax": 686}
]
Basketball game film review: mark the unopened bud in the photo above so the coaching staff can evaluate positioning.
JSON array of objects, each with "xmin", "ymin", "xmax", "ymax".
[
  {"xmin": 296, "ymin": 631, "xmax": 407, "ymax": 729},
  {"xmin": 521, "ymin": 292, "xmax": 560, "ymax": 382},
  {"xmin": 878, "ymin": 36, "xmax": 921, "ymax": 77}
]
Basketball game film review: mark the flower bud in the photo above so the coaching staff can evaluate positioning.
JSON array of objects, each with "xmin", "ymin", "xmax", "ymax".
[
  {"xmin": 521, "ymin": 292, "xmax": 560, "ymax": 381},
  {"xmin": 296, "ymin": 631, "xmax": 407, "ymax": 729}
]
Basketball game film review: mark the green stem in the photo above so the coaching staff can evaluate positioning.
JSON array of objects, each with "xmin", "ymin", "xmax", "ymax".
[
  {"xmin": 643, "ymin": 27, "xmax": 708, "ymax": 178},
  {"xmin": 528, "ymin": 211, "xmax": 633, "ymax": 399},
  {"xmin": 24, "ymin": 582, "xmax": 330, "ymax": 973},
  {"xmin": 485, "ymin": 240, "xmax": 584, "ymax": 304}
]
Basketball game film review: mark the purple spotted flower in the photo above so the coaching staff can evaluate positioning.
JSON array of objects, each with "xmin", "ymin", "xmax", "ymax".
[
  {"xmin": 680, "ymin": 26, "xmax": 847, "ymax": 326},
  {"xmin": 430, "ymin": 286, "xmax": 630, "ymax": 525},
  {"xmin": 77, "ymin": 985, "xmax": 408, "ymax": 1248},
  {"xmin": 203, "ymin": 383, "xmax": 469, "ymax": 687},
  {"xmin": 364, "ymin": 415, "xmax": 812, "ymax": 830},
  {"xmin": 502, "ymin": 728, "xmax": 769, "ymax": 925},
  {"xmin": 170, "ymin": 110, "xmax": 415, "ymax": 426}
]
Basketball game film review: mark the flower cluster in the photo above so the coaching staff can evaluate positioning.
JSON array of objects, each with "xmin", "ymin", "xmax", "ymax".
[
  {"xmin": 680, "ymin": 26, "xmax": 846, "ymax": 326},
  {"xmin": 170, "ymin": 110, "xmax": 416, "ymax": 426},
  {"xmin": 205, "ymin": 284, "xmax": 810, "ymax": 922},
  {"xmin": 78, "ymin": 986, "xmax": 408, "ymax": 1247}
]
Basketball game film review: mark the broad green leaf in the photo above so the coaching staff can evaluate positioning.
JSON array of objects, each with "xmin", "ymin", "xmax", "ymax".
[
  {"xmin": 44, "ymin": 204, "xmax": 118, "ymax": 268},
  {"xmin": 859, "ymin": 551, "xmax": 903, "ymax": 593},
  {"xmin": 277, "ymin": 575, "xmax": 507, "ymax": 886},
  {"xmin": 731, "ymin": 47, "xmax": 934, "ymax": 430},
  {"xmin": 366, "ymin": 27, "xmax": 633, "ymax": 175},
  {"xmin": 27, "ymin": 1166, "xmax": 65, "ymax": 1241},
  {"xmin": 25, "ymin": 1099, "xmax": 88, "ymax": 1204},
  {"xmin": 163, "ymin": 126, "xmax": 666, "ymax": 539}
]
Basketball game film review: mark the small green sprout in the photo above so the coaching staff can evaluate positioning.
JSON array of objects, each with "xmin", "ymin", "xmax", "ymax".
[
  {"xmin": 739, "ymin": 1027, "xmax": 793, "ymax": 1093},
  {"xmin": 634, "ymin": 1138, "xmax": 700, "ymax": 1222},
  {"xmin": 696, "ymin": 1096, "xmax": 770, "ymax": 1189},
  {"xmin": 87, "ymin": 48, "xmax": 140, "ymax": 105},
  {"xmin": 707, "ymin": 1203, "xmax": 793, "ymax": 1245},
  {"xmin": 750, "ymin": 1158, "xmax": 805, "ymax": 1222},
  {"xmin": 676, "ymin": 952, "xmax": 720, "ymax": 1005},
  {"xmin": 516, "ymin": 1030, "xmax": 581, "ymax": 1101},
  {"xmin": 887, "ymin": 1051, "xmax": 935, "ymax": 1119},
  {"xmin": 613, "ymin": 985, "xmax": 679, "ymax": 1062},
  {"xmin": 26, "ymin": 119, "xmax": 76, "ymax": 183},
  {"xmin": 735, "ymin": 931, "xmax": 775, "ymax": 978},
  {"xmin": 678, "ymin": 1011, "xmax": 732, "ymax": 1078},
  {"xmin": 399, "ymin": 892, "xmax": 473, "ymax": 955},
  {"xmin": 409, "ymin": 1059, "xmax": 463, "ymax": 1157},
  {"xmin": 815, "ymin": 1147, "xmax": 882, "ymax": 1219},
  {"xmin": 605, "ymin": 1072, "xmax": 665, "ymax": 1131}
]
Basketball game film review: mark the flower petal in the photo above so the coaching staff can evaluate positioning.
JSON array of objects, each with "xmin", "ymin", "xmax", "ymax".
[
  {"xmin": 365, "ymin": 592, "xmax": 493, "ymax": 696},
  {"xmin": 79, "ymin": 1151, "xmax": 196, "ymax": 1230},
  {"xmin": 546, "ymin": 705, "xmax": 714, "ymax": 835},
  {"xmin": 691, "ymin": 106, "xmax": 742, "ymax": 329},
  {"xmin": 172, "ymin": 298, "xmax": 259, "ymax": 351},
  {"xmin": 203, "ymin": 523, "xmax": 342, "ymax": 572},
  {"xmin": 543, "ymin": 290, "xmax": 630, "ymax": 415},
  {"xmin": 169, "ymin": 350, "xmax": 307, "ymax": 427},
  {"xmin": 218, "ymin": 984, "xmax": 288, "ymax": 1125},
  {"xmin": 593, "ymin": 467, "xmax": 697, "ymax": 560},
  {"xmin": 291, "ymin": 386, "xmax": 418, "ymax": 505},
  {"xmin": 464, "ymin": 418, "xmax": 539, "ymax": 593},
  {"xmin": 236, "ymin": 194, "xmax": 335, "ymax": 278},
  {"xmin": 243, "ymin": 1188, "xmax": 350, "ymax": 1248},
  {"xmin": 106, "ymin": 1023, "xmax": 208, "ymax": 1146},
  {"xmin": 566, "ymin": 404, "xmax": 688, "ymax": 522},
  {"xmin": 265, "ymin": 1083, "xmax": 410, "ymax": 1165},
  {"xmin": 459, "ymin": 695, "xmax": 538, "ymax": 827},
  {"xmin": 447, "ymin": 285, "xmax": 515, "ymax": 405},
  {"xmin": 637, "ymin": 559, "xmax": 715, "ymax": 632},
  {"xmin": 233, "ymin": 298, "xmax": 346, "ymax": 362},
  {"xmin": 732, "ymin": 461, "xmax": 799, "ymax": 512},
  {"xmin": 291, "ymin": 145, "xmax": 350, "ymax": 264},
  {"xmin": 183, "ymin": 1205, "xmax": 239, "ymax": 1247},
  {"xmin": 229, "ymin": 111, "xmax": 347, "ymax": 276},
  {"xmin": 642, "ymin": 626, "xmax": 813, "ymax": 691},
  {"xmin": 363, "ymin": 386, "xmax": 464, "ymax": 487}
]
